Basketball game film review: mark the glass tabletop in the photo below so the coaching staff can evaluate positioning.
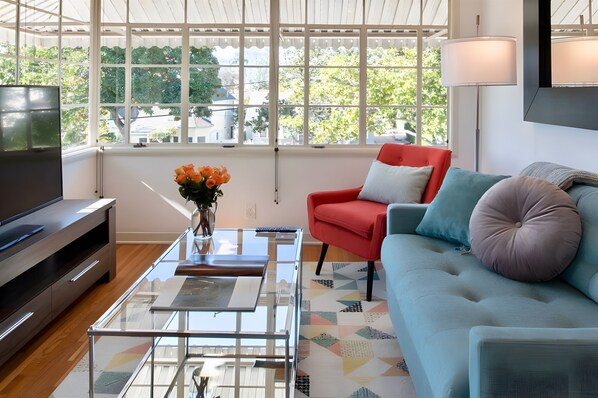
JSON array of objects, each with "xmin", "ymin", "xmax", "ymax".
[{"xmin": 90, "ymin": 228, "xmax": 303, "ymax": 338}]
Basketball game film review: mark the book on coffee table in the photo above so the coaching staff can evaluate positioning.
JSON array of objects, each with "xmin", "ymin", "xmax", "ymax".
[
  {"xmin": 151, "ymin": 276, "xmax": 263, "ymax": 312},
  {"xmin": 175, "ymin": 254, "xmax": 269, "ymax": 277}
]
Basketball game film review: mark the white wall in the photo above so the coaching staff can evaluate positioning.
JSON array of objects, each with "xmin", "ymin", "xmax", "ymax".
[{"xmin": 63, "ymin": 147, "xmax": 379, "ymax": 243}]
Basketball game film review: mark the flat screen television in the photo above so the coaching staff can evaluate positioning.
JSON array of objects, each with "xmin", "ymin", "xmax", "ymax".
[{"xmin": 0, "ymin": 85, "xmax": 62, "ymax": 250}]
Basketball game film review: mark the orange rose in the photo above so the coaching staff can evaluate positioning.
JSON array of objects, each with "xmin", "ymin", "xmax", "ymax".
[
  {"xmin": 205, "ymin": 178, "xmax": 216, "ymax": 188},
  {"xmin": 212, "ymin": 174, "xmax": 224, "ymax": 185},
  {"xmin": 199, "ymin": 166, "xmax": 213, "ymax": 178},
  {"xmin": 190, "ymin": 171, "xmax": 201, "ymax": 183},
  {"xmin": 174, "ymin": 166, "xmax": 185, "ymax": 175},
  {"xmin": 182, "ymin": 164, "xmax": 194, "ymax": 172},
  {"xmin": 175, "ymin": 173, "xmax": 187, "ymax": 184}
]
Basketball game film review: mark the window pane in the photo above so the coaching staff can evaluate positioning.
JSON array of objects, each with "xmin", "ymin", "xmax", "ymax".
[
  {"xmin": 132, "ymin": 67, "xmax": 181, "ymax": 104},
  {"xmin": 0, "ymin": 2, "xmax": 16, "ymax": 56},
  {"xmin": 422, "ymin": 68, "xmax": 447, "ymax": 106},
  {"xmin": 244, "ymin": 106, "xmax": 269, "ymax": 144},
  {"xmin": 280, "ymin": 0, "xmax": 305, "ymax": 24},
  {"xmin": 421, "ymin": 107, "xmax": 447, "ymax": 146},
  {"xmin": 62, "ymin": 32, "xmax": 89, "ymax": 62},
  {"xmin": 280, "ymin": 35, "xmax": 304, "ymax": 66},
  {"xmin": 189, "ymin": 105, "xmax": 238, "ymax": 144},
  {"xmin": 307, "ymin": 0, "xmax": 362, "ymax": 24},
  {"xmin": 279, "ymin": 67, "xmax": 304, "ymax": 105},
  {"xmin": 366, "ymin": 107, "xmax": 415, "ymax": 144},
  {"xmin": 100, "ymin": 66, "xmax": 126, "ymax": 103},
  {"xmin": 310, "ymin": 67, "xmax": 359, "ymax": 105},
  {"xmin": 367, "ymin": 39, "xmax": 417, "ymax": 67},
  {"xmin": 367, "ymin": 68, "xmax": 417, "ymax": 106},
  {"xmin": 102, "ymin": 0, "xmax": 126, "ymax": 22},
  {"xmin": 423, "ymin": 0, "xmax": 448, "ymax": 25},
  {"xmin": 0, "ymin": 58, "xmax": 16, "ymax": 84},
  {"xmin": 131, "ymin": 33, "xmax": 182, "ymax": 64},
  {"xmin": 245, "ymin": 66, "xmax": 269, "ymax": 105},
  {"xmin": 192, "ymin": 38, "xmax": 240, "ymax": 65},
  {"xmin": 63, "ymin": 0, "xmax": 90, "ymax": 21},
  {"xmin": 278, "ymin": 105, "xmax": 304, "ymax": 145},
  {"xmin": 308, "ymin": 106, "xmax": 358, "ymax": 145},
  {"xmin": 366, "ymin": 0, "xmax": 419, "ymax": 25},
  {"xmin": 62, "ymin": 106, "xmax": 89, "ymax": 148},
  {"xmin": 190, "ymin": 67, "xmax": 236, "ymax": 106},
  {"xmin": 187, "ymin": 0, "xmax": 242, "ymax": 23},
  {"xmin": 19, "ymin": 60, "xmax": 58, "ymax": 85},
  {"xmin": 129, "ymin": 0, "xmax": 184, "ymax": 23},
  {"xmin": 422, "ymin": 45, "xmax": 442, "ymax": 68},
  {"xmin": 130, "ymin": 106, "xmax": 181, "ymax": 143},
  {"xmin": 311, "ymin": 36, "xmax": 359, "ymax": 66},
  {"xmin": 245, "ymin": 37, "xmax": 270, "ymax": 66},
  {"xmin": 245, "ymin": 0, "xmax": 269, "ymax": 24},
  {"xmin": 99, "ymin": 106, "xmax": 124, "ymax": 144},
  {"xmin": 101, "ymin": 30, "xmax": 126, "ymax": 64},
  {"xmin": 61, "ymin": 64, "xmax": 89, "ymax": 104}
]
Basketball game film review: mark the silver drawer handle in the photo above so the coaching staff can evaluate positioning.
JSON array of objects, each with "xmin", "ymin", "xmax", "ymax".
[
  {"xmin": 0, "ymin": 312, "xmax": 34, "ymax": 342},
  {"xmin": 70, "ymin": 260, "xmax": 100, "ymax": 282}
]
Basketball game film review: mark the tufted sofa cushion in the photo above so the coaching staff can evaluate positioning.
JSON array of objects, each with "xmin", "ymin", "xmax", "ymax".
[{"xmin": 382, "ymin": 233, "xmax": 598, "ymax": 398}]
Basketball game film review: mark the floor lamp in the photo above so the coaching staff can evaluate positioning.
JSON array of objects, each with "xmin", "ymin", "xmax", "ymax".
[{"xmin": 440, "ymin": 29, "xmax": 517, "ymax": 171}]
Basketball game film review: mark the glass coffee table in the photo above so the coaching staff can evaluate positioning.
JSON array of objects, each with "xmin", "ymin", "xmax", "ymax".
[{"xmin": 88, "ymin": 228, "xmax": 303, "ymax": 398}]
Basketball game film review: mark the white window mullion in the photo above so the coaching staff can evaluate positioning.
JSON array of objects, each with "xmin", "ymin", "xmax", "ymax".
[
  {"xmin": 415, "ymin": 0, "xmax": 424, "ymax": 145},
  {"xmin": 124, "ymin": 13, "xmax": 132, "ymax": 144},
  {"xmin": 303, "ymin": 0, "xmax": 309, "ymax": 146},
  {"xmin": 269, "ymin": 0, "xmax": 279, "ymax": 146},
  {"xmin": 90, "ymin": 0, "xmax": 101, "ymax": 145},
  {"xmin": 359, "ymin": 25, "xmax": 367, "ymax": 146},
  {"xmin": 181, "ymin": 21, "xmax": 189, "ymax": 145}
]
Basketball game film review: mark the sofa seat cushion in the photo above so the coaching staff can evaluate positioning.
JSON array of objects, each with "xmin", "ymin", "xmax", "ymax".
[
  {"xmin": 314, "ymin": 200, "xmax": 387, "ymax": 239},
  {"xmin": 381, "ymin": 234, "xmax": 598, "ymax": 398}
]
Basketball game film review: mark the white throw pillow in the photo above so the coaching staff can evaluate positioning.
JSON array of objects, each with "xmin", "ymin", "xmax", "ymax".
[{"xmin": 357, "ymin": 161, "xmax": 433, "ymax": 204}]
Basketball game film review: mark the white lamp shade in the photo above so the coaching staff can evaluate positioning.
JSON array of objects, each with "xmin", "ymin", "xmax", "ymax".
[
  {"xmin": 552, "ymin": 37, "xmax": 598, "ymax": 86},
  {"xmin": 440, "ymin": 37, "xmax": 517, "ymax": 86}
]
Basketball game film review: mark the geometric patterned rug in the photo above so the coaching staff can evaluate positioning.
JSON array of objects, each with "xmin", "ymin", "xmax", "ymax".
[
  {"xmin": 51, "ymin": 261, "xmax": 416, "ymax": 398},
  {"xmin": 296, "ymin": 261, "xmax": 416, "ymax": 398}
]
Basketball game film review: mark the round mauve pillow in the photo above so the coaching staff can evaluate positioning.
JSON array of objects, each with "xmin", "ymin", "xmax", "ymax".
[{"xmin": 469, "ymin": 175, "xmax": 581, "ymax": 282}]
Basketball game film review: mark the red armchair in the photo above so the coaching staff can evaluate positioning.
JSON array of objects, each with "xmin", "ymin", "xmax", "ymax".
[{"xmin": 307, "ymin": 143, "xmax": 452, "ymax": 301}]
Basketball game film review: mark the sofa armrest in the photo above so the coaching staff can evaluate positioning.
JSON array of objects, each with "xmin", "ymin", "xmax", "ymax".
[
  {"xmin": 386, "ymin": 203, "xmax": 428, "ymax": 235},
  {"xmin": 469, "ymin": 326, "xmax": 598, "ymax": 398}
]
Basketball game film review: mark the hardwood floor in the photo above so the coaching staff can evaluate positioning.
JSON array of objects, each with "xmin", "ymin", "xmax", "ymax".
[{"xmin": 0, "ymin": 242, "xmax": 360, "ymax": 398}]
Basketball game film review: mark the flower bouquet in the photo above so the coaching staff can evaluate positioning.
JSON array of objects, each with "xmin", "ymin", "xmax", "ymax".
[{"xmin": 174, "ymin": 163, "xmax": 231, "ymax": 239}]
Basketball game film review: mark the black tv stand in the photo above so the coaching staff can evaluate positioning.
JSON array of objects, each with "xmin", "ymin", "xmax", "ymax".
[
  {"xmin": 0, "ymin": 224, "xmax": 45, "ymax": 252},
  {"xmin": 0, "ymin": 199, "xmax": 116, "ymax": 367}
]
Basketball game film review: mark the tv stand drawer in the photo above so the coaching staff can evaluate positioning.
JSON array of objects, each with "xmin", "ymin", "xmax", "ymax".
[
  {"xmin": 52, "ymin": 245, "xmax": 110, "ymax": 315},
  {"xmin": 0, "ymin": 289, "xmax": 52, "ymax": 365}
]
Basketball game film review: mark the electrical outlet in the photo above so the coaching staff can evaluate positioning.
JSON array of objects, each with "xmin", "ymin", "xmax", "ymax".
[{"xmin": 246, "ymin": 202, "xmax": 256, "ymax": 219}]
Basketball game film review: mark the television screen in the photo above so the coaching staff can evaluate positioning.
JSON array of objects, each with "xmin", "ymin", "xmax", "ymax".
[{"xmin": 0, "ymin": 86, "xmax": 63, "ymax": 227}]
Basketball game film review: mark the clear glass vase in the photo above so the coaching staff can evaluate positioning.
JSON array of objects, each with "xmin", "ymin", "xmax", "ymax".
[{"xmin": 191, "ymin": 206, "xmax": 216, "ymax": 240}]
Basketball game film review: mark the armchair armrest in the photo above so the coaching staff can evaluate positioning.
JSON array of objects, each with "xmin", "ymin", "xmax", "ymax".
[
  {"xmin": 307, "ymin": 187, "xmax": 362, "ymax": 208},
  {"xmin": 386, "ymin": 203, "xmax": 428, "ymax": 235},
  {"xmin": 469, "ymin": 326, "xmax": 598, "ymax": 398}
]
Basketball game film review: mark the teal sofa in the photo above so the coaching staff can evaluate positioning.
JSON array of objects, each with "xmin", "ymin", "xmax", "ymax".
[{"xmin": 381, "ymin": 183, "xmax": 598, "ymax": 397}]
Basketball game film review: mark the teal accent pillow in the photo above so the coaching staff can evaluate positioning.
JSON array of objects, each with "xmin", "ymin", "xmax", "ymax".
[{"xmin": 415, "ymin": 167, "xmax": 508, "ymax": 247}]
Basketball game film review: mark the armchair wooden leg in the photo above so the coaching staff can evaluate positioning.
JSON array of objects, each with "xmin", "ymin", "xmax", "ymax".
[
  {"xmin": 366, "ymin": 260, "xmax": 375, "ymax": 301},
  {"xmin": 315, "ymin": 243, "xmax": 329, "ymax": 275}
]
